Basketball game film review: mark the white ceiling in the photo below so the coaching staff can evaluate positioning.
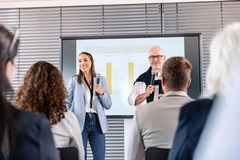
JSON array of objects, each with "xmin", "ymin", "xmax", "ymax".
[{"xmin": 0, "ymin": 0, "xmax": 227, "ymax": 8}]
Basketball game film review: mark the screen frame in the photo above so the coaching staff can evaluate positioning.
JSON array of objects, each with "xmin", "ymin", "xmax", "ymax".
[{"xmin": 60, "ymin": 33, "xmax": 203, "ymax": 117}]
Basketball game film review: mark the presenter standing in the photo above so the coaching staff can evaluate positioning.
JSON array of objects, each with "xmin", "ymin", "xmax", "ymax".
[
  {"xmin": 128, "ymin": 46, "xmax": 166, "ymax": 106},
  {"xmin": 65, "ymin": 51, "xmax": 112, "ymax": 160}
]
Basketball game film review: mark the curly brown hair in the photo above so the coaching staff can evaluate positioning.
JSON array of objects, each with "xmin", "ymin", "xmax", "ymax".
[{"xmin": 15, "ymin": 61, "xmax": 67, "ymax": 125}]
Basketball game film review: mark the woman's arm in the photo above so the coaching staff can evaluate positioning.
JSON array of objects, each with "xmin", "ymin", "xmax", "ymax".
[
  {"xmin": 65, "ymin": 76, "xmax": 75, "ymax": 110},
  {"xmin": 97, "ymin": 76, "xmax": 112, "ymax": 110}
]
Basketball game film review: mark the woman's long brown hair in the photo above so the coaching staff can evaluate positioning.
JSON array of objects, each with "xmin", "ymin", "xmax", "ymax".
[{"xmin": 77, "ymin": 52, "xmax": 96, "ymax": 84}]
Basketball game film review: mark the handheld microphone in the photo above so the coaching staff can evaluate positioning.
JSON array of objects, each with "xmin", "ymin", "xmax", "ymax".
[
  {"xmin": 96, "ymin": 73, "xmax": 100, "ymax": 96},
  {"xmin": 150, "ymin": 70, "xmax": 156, "ymax": 85},
  {"xmin": 96, "ymin": 73, "xmax": 100, "ymax": 85}
]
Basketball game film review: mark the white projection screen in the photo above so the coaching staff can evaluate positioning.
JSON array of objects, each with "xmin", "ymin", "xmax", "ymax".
[{"xmin": 61, "ymin": 34, "xmax": 202, "ymax": 116}]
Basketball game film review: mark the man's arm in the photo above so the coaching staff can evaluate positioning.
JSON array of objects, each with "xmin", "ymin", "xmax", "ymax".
[
  {"xmin": 128, "ymin": 82, "xmax": 146, "ymax": 106},
  {"xmin": 135, "ymin": 84, "xmax": 154, "ymax": 105},
  {"xmin": 128, "ymin": 82, "xmax": 154, "ymax": 106},
  {"xmin": 135, "ymin": 92, "xmax": 150, "ymax": 105}
]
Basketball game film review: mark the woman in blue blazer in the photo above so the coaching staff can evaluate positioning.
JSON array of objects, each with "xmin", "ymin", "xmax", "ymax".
[{"xmin": 65, "ymin": 51, "xmax": 112, "ymax": 160}]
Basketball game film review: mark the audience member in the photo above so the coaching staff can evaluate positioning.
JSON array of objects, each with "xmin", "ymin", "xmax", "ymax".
[
  {"xmin": 169, "ymin": 22, "xmax": 240, "ymax": 160},
  {"xmin": 65, "ymin": 52, "xmax": 112, "ymax": 160},
  {"xmin": 193, "ymin": 22, "xmax": 240, "ymax": 160},
  {"xmin": 0, "ymin": 25, "xmax": 60, "ymax": 159},
  {"xmin": 127, "ymin": 57, "xmax": 193, "ymax": 160},
  {"xmin": 15, "ymin": 61, "xmax": 84, "ymax": 160},
  {"xmin": 128, "ymin": 46, "xmax": 166, "ymax": 106}
]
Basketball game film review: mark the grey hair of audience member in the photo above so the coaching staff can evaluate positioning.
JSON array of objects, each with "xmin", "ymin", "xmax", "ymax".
[
  {"xmin": 194, "ymin": 22, "xmax": 240, "ymax": 160},
  {"xmin": 206, "ymin": 22, "xmax": 240, "ymax": 97}
]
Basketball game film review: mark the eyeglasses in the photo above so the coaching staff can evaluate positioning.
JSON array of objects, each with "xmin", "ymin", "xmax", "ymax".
[{"xmin": 148, "ymin": 55, "xmax": 166, "ymax": 60}]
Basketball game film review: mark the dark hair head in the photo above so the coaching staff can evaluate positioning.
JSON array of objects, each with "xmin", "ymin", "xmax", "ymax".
[
  {"xmin": 0, "ymin": 24, "xmax": 19, "ymax": 159},
  {"xmin": 15, "ymin": 61, "xmax": 67, "ymax": 125},
  {"xmin": 162, "ymin": 57, "xmax": 192, "ymax": 90},
  {"xmin": 77, "ymin": 51, "xmax": 96, "ymax": 84},
  {"xmin": 0, "ymin": 24, "xmax": 18, "ymax": 93}
]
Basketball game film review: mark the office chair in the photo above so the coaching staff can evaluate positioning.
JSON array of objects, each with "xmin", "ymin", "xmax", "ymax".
[
  {"xmin": 58, "ymin": 147, "xmax": 78, "ymax": 160},
  {"xmin": 145, "ymin": 147, "xmax": 169, "ymax": 160}
]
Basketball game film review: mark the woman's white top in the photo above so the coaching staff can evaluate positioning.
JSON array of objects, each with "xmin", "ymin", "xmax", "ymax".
[{"xmin": 51, "ymin": 110, "xmax": 84, "ymax": 160}]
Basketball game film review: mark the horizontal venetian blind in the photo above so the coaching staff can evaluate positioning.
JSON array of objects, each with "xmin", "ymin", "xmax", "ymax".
[
  {"xmin": 61, "ymin": 4, "xmax": 162, "ymax": 37},
  {"xmin": 18, "ymin": 7, "xmax": 60, "ymax": 83},
  {"xmin": 61, "ymin": 5, "xmax": 103, "ymax": 37},
  {"xmin": 222, "ymin": 1, "xmax": 240, "ymax": 26},
  {"xmin": 163, "ymin": 2, "xmax": 223, "ymax": 93}
]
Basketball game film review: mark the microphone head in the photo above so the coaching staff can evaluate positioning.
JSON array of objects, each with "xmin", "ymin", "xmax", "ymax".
[
  {"xmin": 150, "ymin": 70, "xmax": 155, "ymax": 85},
  {"xmin": 96, "ymin": 73, "xmax": 100, "ymax": 78},
  {"xmin": 96, "ymin": 73, "xmax": 100, "ymax": 84},
  {"xmin": 151, "ymin": 70, "xmax": 156, "ymax": 75},
  {"xmin": 151, "ymin": 69, "xmax": 156, "ymax": 75}
]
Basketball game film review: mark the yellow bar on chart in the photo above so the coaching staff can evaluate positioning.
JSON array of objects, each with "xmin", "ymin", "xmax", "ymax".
[
  {"xmin": 106, "ymin": 63, "xmax": 112, "ymax": 94},
  {"xmin": 128, "ymin": 62, "xmax": 134, "ymax": 91}
]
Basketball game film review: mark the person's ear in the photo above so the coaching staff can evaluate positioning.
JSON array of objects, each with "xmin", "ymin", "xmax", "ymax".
[
  {"xmin": 161, "ymin": 76, "xmax": 165, "ymax": 87},
  {"xmin": 186, "ymin": 78, "xmax": 191, "ymax": 88},
  {"xmin": 5, "ymin": 60, "xmax": 16, "ymax": 83}
]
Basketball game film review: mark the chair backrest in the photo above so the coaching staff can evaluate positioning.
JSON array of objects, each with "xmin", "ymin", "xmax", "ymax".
[
  {"xmin": 58, "ymin": 147, "xmax": 78, "ymax": 160},
  {"xmin": 145, "ymin": 147, "xmax": 169, "ymax": 160}
]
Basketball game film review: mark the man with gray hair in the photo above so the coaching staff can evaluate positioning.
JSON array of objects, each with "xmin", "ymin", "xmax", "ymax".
[{"xmin": 128, "ymin": 46, "xmax": 166, "ymax": 106}]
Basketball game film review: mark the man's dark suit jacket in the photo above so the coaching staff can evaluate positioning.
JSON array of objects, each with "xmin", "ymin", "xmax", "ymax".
[{"xmin": 168, "ymin": 98, "xmax": 214, "ymax": 160}]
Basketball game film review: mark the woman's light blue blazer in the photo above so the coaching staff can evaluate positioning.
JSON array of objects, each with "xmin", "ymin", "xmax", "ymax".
[{"xmin": 65, "ymin": 75, "xmax": 112, "ymax": 134}]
